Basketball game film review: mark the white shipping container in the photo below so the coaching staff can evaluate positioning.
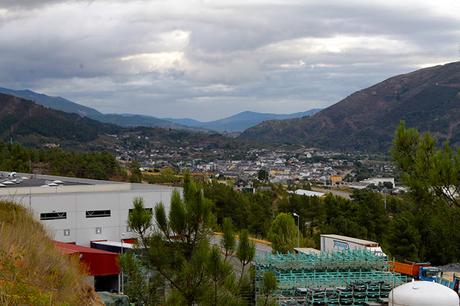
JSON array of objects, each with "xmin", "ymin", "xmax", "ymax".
[{"xmin": 320, "ymin": 234, "xmax": 386, "ymax": 256}]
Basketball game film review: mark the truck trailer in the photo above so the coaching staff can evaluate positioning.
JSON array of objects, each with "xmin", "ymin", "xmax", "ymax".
[
  {"xmin": 390, "ymin": 261, "xmax": 458, "ymax": 284},
  {"xmin": 391, "ymin": 261, "xmax": 460, "ymax": 294},
  {"xmin": 320, "ymin": 234, "xmax": 386, "ymax": 257},
  {"xmin": 390, "ymin": 262, "xmax": 441, "ymax": 281}
]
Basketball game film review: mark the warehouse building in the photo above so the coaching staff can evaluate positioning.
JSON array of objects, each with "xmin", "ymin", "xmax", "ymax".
[
  {"xmin": 0, "ymin": 172, "xmax": 176, "ymax": 246},
  {"xmin": 0, "ymin": 172, "xmax": 177, "ymax": 292}
]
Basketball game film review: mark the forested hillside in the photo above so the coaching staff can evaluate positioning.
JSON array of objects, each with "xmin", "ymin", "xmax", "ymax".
[
  {"xmin": 0, "ymin": 87, "xmax": 207, "ymax": 131},
  {"xmin": 240, "ymin": 61, "xmax": 460, "ymax": 152},
  {"xmin": 0, "ymin": 92, "xmax": 241, "ymax": 153},
  {"xmin": 0, "ymin": 141, "xmax": 122, "ymax": 180},
  {"xmin": 0, "ymin": 93, "xmax": 120, "ymax": 146}
]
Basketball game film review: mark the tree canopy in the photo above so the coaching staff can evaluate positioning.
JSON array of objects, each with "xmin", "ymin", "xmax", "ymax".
[
  {"xmin": 388, "ymin": 121, "xmax": 460, "ymax": 263},
  {"xmin": 392, "ymin": 121, "xmax": 460, "ymax": 208},
  {"xmin": 122, "ymin": 173, "xmax": 247, "ymax": 305},
  {"xmin": 269, "ymin": 213, "xmax": 298, "ymax": 254},
  {"xmin": 0, "ymin": 140, "xmax": 121, "ymax": 180}
]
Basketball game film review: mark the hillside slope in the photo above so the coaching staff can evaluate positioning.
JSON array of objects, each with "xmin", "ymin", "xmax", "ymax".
[
  {"xmin": 0, "ymin": 93, "xmax": 120, "ymax": 146},
  {"xmin": 0, "ymin": 87, "xmax": 102, "ymax": 118},
  {"xmin": 0, "ymin": 201, "xmax": 102, "ymax": 305},
  {"xmin": 239, "ymin": 61, "xmax": 460, "ymax": 152},
  {"xmin": 0, "ymin": 87, "xmax": 201, "ymax": 131},
  {"xmin": 0, "ymin": 93, "xmax": 239, "ymax": 152},
  {"xmin": 0, "ymin": 87, "xmax": 320, "ymax": 133}
]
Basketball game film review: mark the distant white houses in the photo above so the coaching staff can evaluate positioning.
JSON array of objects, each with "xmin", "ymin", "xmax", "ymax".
[
  {"xmin": 274, "ymin": 158, "xmax": 286, "ymax": 164},
  {"xmin": 289, "ymin": 189, "xmax": 325, "ymax": 197},
  {"xmin": 360, "ymin": 177, "xmax": 395, "ymax": 188},
  {"xmin": 299, "ymin": 172, "xmax": 310, "ymax": 179},
  {"xmin": 348, "ymin": 182, "xmax": 369, "ymax": 190}
]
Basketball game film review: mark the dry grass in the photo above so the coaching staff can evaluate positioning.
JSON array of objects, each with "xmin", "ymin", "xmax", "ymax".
[{"xmin": 0, "ymin": 201, "xmax": 103, "ymax": 306}]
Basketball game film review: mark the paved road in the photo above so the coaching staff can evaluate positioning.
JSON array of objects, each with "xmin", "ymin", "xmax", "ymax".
[{"xmin": 210, "ymin": 235, "xmax": 272, "ymax": 256}]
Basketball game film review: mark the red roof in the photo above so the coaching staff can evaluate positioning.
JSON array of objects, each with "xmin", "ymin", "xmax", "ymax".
[{"xmin": 53, "ymin": 241, "xmax": 120, "ymax": 276}]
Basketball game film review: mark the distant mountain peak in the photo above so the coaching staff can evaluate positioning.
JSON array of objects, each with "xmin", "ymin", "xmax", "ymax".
[
  {"xmin": 165, "ymin": 109, "xmax": 321, "ymax": 132},
  {"xmin": 0, "ymin": 86, "xmax": 322, "ymax": 133}
]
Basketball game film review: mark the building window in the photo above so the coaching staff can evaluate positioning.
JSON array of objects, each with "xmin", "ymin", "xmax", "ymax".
[
  {"xmin": 64, "ymin": 229, "xmax": 70, "ymax": 236},
  {"xmin": 95, "ymin": 227, "xmax": 102, "ymax": 234},
  {"xmin": 40, "ymin": 212, "xmax": 67, "ymax": 220},
  {"xmin": 86, "ymin": 210, "xmax": 111, "ymax": 218}
]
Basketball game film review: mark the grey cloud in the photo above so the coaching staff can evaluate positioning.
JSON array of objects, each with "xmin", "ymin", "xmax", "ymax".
[
  {"xmin": 0, "ymin": 0, "xmax": 458, "ymax": 120},
  {"xmin": 0, "ymin": 0, "xmax": 89, "ymax": 9}
]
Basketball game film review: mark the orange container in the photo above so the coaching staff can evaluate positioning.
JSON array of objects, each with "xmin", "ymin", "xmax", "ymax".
[{"xmin": 390, "ymin": 262, "xmax": 430, "ymax": 277}]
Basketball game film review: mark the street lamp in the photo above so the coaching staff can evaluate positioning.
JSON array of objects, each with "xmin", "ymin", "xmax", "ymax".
[{"xmin": 292, "ymin": 212, "xmax": 300, "ymax": 248}]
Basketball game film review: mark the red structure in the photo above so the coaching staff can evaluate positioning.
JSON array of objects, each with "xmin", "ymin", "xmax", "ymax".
[
  {"xmin": 54, "ymin": 241, "xmax": 120, "ymax": 276},
  {"xmin": 122, "ymin": 238, "xmax": 137, "ymax": 244}
]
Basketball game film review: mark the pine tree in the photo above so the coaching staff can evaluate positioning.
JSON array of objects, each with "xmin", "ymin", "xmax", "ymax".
[
  {"xmin": 392, "ymin": 121, "xmax": 460, "ymax": 208},
  {"xmin": 236, "ymin": 229, "xmax": 255, "ymax": 284},
  {"xmin": 221, "ymin": 218, "xmax": 236, "ymax": 262},
  {"xmin": 122, "ymin": 172, "xmax": 244, "ymax": 305},
  {"xmin": 260, "ymin": 271, "xmax": 277, "ymax": 306}
]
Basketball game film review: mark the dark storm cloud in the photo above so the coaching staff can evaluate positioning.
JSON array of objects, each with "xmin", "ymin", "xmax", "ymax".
[{"xmin": 0, "ymin": 0, "xmax": 458, "ymax": 120}]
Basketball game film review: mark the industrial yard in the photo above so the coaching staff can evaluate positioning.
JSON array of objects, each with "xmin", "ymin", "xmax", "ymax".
[
  {"xmin": 254, "ymin": 235, "xmax": 460, "ymax": 305},
  {"xmin": 255, "ymin": 250, "xmax": 404, "ymax": 305}
]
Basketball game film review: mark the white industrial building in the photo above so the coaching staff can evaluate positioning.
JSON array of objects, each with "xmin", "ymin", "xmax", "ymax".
[
  {"xmin": 293, "ymin": 189, "xmax": 325, "ymax": 197},
  {"xmin": 0, "ymin": 172, "xmax": 176, "ymax": 246},
  {"xmin": 360, "ymin": 177, "xmax": 395, "ymax": 188}
]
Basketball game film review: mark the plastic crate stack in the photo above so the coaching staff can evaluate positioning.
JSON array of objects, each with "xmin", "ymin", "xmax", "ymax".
[
  {"xmin": 300, "ymin": 281, "xmax": 393, "ymax": 306},
  {"xmin": 256, "ymin": 249, "xmax": 388, "ymax": 273},
  {"xmin": 255, "ymin": 249, "xmax": 407, "ymax": 305}
]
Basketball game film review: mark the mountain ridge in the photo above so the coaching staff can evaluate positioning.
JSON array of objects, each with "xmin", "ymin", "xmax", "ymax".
[
  {"xmin": 239, "ymin": 61, "xmax": 460, "ymax": 152},
  {"xmin": 0, "ymin": 92, "xmax": 243, "ymax": 151},
  {"xmin": 0, "ymin": 87, "xmax": 203, "ymax": 132},
  {"xmin": 0, "ymin": 87, "xmax": 102, "ymax": 118},
  {"xmin": 164, "ymin": 109, "xmax": 322, "ymax": 132},
  {"xmin": 0, "ymin": 92, "xmax": 121, "ymax": 147},
  {"xmin": 0, "ymin": 87, "xmax": 320, "ymax": 133}
]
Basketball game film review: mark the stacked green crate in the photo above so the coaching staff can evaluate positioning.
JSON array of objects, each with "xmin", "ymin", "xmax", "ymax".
[{"xmin": 255, "ymin": 249, "xmax": 407, "ymax": 305}]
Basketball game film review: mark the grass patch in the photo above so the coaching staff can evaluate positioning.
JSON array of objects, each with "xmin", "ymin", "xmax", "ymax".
[{"xmin": 0, "ymin": 201, "xmax": 103, "ymax": 305}]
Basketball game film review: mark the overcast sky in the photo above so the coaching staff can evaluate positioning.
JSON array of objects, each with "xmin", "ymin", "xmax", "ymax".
[{"xmin": 0, "ymin": 0, "xmax": 459, "ymax": 120}]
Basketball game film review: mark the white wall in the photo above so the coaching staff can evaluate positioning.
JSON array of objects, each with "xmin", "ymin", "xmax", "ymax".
[
  {"xmin": 4, "ymin": 185, "xmax": 176, "ymax": 246},
  {"xmin": 321, "ymin": 237, "xmax": 366, "ymax": 252},
  {"xmin": 361, "ymin": 177, "xmax": 395, "ymax": 188}
]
